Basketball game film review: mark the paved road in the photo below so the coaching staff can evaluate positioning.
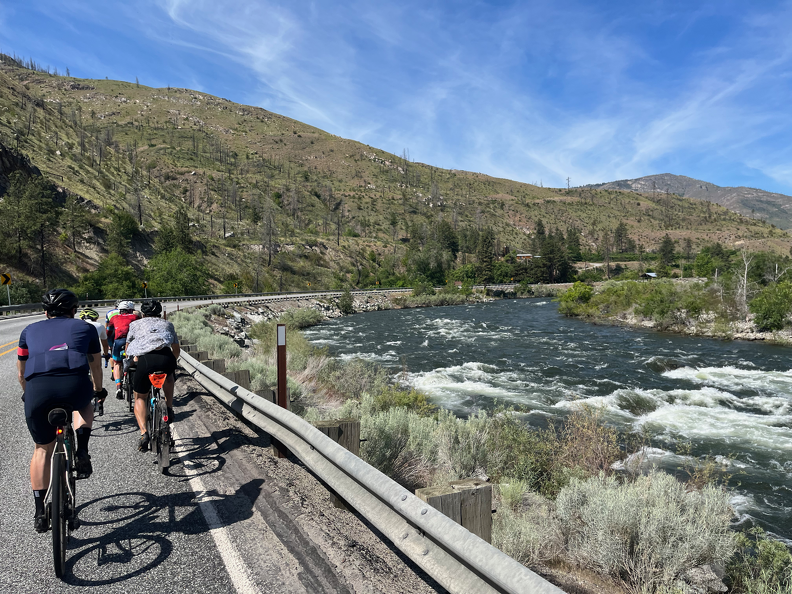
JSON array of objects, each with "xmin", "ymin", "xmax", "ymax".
[{"xmin": 0, "ymin": 313, "xmax": 443, "ymax": 594}]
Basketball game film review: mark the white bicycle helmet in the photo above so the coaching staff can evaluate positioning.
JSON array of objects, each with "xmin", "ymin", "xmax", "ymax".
[{"xmin": 119, "ymin": 300, "xmax": 136, "ymax": 311}]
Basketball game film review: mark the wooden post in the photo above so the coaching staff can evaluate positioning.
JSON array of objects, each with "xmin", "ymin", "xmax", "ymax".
[
  {"xmin": 336, "ymin": 418, "xmax": 360, "ymax": 457},
  {"xmin": 449, "ymin": 478, "xmax": 492, "ymax": 544},
  {"xmin": 416, "ymin": 485, "xmax": 462, "ymax": 524},
  {"xmin": 313, "ymin": 418, "xmax": 361, "ymax": 509},
  {"xmin": 192, "ymin": 351, "xmax": 208, "ymax": 361},
  {"xmin": 273, "ymin": 324, "xmax": 288, "ymax": 458},
  {"xmin": 415, "ymin": 478, "xmax": 492, "ymax": 543},
  {"xmin": 254, "ymin": 388, "xmax": 276, "ymax": 404},
  {"xmin": 204, "ymin": 359, "xmax": 226, "ymax": 373}
]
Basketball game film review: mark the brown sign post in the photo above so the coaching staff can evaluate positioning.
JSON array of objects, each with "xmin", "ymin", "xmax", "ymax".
[{"xmin": 274, "ymin": 323, "xmax": 289, "ymax": 458}]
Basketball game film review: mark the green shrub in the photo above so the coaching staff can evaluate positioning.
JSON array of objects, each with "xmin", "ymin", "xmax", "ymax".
[
  {"xmin": 372, "ymin": 386, "xmax": 437, "ymax": 416},
  {"xmin": 557, "ymin": 281, "xmax": 594, "ymax": 315},
  {"xmin": 338, "ymin": 289, "xmax": 354, "ymax": 315},
  {"xmin": 556, "ymin": 471, "xmax": 735, "ymax": 593},
  {"xmin": 249, "ymin": 320, "xmax": 317, "ymax": 371},
  {"xmin": 279, "ymin": 308, "xmax": 323, "ymax": 329},
  {"xmin": 492, "ymin": 494, "xmax": 564, "ymax": 565},
  {"xmin": 727, "ymin": 527, "xmax": 792, "ymax": 594},
  {"xmin": 434, "ymin": 409, "xmax": 491, "ymax": 480},
  {"xmin": 499, "ymin": 478, "xmax": 529, "ymax": 511},
  {"xmin": 196, "ymin": 334, "xmax": 243, "ymax": 359},
  {"xmin": 411, "ymin": 279, "xmax": 436, "ymax": 297},
  {"xmin": 170, "ymin": 311, "xmax": 213, "ymax": 343},
  {"xmin": 319, "ymin": 358, "xmax": 390, "ymax": 400},
  {"xmin": 750, "ymin": 281, "xmax": 792, "ymax": 331},
  {"xmin": 360, "ymin": 407, "xmax": 412, "ymax": 477},
  {"xmin": 206, "ymin": 303, "xmax": 225, "ymax": 316}
]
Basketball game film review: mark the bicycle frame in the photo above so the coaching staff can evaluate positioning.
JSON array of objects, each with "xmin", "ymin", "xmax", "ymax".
[
  {"xmin": 45, "ymin": 409, "xmax": 77, "ymax": 579},
  {"xmin": 45, "ymin": 423, "xmax": 75, "ymax": 512}
]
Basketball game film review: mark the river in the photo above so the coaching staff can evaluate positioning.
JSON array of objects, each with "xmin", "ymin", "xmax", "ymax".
[{"xmin": 303, "ymin": 298, "xmax": 792, "ymax": 542}]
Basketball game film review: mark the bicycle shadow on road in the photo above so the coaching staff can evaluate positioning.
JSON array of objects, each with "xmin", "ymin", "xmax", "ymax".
[
  {"xmin": 165, "ymin": 431, "xmax": 231, "ymax": 480},
  {"xmin": 92, "ymin": 411, "xmax": 139, "ymax": 437},
  {"xmin": 63, "ymin": 479, "xmax": 264, "ymax": 586}
]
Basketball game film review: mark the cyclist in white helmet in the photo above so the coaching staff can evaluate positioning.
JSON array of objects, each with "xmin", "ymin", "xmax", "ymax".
[
  {"xmin": 105, "ymin": 300, "xmax": 124, "ymax": 375},
  {"xmin": 107, "ymin": 301, "xmax": 140, "ymax": 399}
]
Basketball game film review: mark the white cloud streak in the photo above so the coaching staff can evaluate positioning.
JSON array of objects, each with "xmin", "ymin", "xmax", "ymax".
[{"xmin": 11, "ymin": 0, "xmax": 792, "ymax": 193}]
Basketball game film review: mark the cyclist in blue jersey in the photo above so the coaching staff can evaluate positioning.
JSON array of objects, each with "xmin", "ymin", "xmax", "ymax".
[{"xmin": 18, "ymin": 289, "xmax": 107, "ymax": 533}]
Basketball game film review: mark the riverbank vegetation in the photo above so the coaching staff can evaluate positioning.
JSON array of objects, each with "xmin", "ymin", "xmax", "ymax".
[
  {"xmin": 170, "ymin": 304, "xmax": 792, "ymax": 593},
  {"xmin": 559, "ymin": 242, "xmax": 792, "ymax": 338}
]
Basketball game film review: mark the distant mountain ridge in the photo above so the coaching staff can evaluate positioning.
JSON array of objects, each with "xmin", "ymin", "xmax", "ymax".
[{"xmin": 586, "ymin": 174, "xmax": 792, "ymax": 230}]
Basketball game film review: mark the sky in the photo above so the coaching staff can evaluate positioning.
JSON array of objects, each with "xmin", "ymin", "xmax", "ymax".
[{"xmin": 2, "ymin": 0, "xmax": 792, "ymax": 194}]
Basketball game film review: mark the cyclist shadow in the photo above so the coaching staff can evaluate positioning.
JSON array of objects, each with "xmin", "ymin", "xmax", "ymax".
[
  {"xmin": 93, "ymin": 413, "xmax": 139, "ymax": 437},
  {"xmin": 63, "ymin": 479, "xmax": 264, "ymax": 586},
  {"xmin": 165, "ymin": 432, "xmax": 230, "ymax": 480}
]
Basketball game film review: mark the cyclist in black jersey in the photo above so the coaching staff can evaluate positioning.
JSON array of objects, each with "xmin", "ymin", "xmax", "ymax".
[{"xmin": 18, "ymin": 289, "xmax": 107, "ymax": 533}]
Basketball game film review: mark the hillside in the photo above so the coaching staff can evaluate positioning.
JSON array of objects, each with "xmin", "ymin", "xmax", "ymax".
[
  {"xmin": 587, "ymin": 173, "xmax": 792, "ymax": 230},
  {"xmin": 1, "ymin": 54, "xmax": 790, "ymax": 297}
]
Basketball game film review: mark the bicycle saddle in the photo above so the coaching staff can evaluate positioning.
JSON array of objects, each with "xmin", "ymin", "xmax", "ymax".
[{"xmin": 48, "ymin": 408, "xmax": 69, "ymax": 426}]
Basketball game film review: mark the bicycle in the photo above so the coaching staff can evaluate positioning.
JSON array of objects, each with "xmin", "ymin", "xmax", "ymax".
[
  {"xmin": 45, "ymin": 407, "xmax": 79, "ymax": 579},
  {"xmin": 146, "ymin": 372, "xmax": 171, "ymax": 474}
]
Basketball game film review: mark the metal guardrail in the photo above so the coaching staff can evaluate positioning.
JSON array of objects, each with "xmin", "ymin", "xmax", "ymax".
[
  {"xmin": 0, "ymin": 284, "xmax": 519, "ymax": 317},
  {"xmin": 0, "ymin": 288, "xmax": 411, "ymax": 316},
  {"xmin": 178, "ymin": 350, "xmax": 561, "ymax": 594}
]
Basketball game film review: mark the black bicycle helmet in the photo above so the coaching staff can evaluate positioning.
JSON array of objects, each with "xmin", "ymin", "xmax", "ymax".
[
  {"xmin": 140, "ymin": 298, "xmax": 162, "ymax": 317},
  {"xmin": 42, "ymin": 288, "xmax": 79, "ymax": 316}
]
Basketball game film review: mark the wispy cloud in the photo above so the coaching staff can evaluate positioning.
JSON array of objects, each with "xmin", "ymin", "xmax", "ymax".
[{"xmin": 6, "ymin": 0, "xmax": 792, "ymax": 193}]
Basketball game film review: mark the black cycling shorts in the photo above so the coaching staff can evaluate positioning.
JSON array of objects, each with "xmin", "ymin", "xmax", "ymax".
[
  {"xmin": 25, "ymin": 374, "xmax": 93, "ymax": 444},
  {"xmin": 132, "ymin": 348, "xmax": 177, "ymax": 394}
]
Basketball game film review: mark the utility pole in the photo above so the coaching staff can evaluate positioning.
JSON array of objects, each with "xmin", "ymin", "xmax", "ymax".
[{"xmin": 566, "ymin": 177, "xmax": 570, "ymax": 190}]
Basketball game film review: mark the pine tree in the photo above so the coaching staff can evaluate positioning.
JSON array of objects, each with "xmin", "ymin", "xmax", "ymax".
[
  {"xmin": 658, "ymin": 234, "xmax": 676, "ymax": 267},
  {"xmin": 62, "ymin": 194, "xmax": 89, "ymax": 252},
  {"xmin": 476, "ymin": 228, "xmax": 495, "ymax": 282}
]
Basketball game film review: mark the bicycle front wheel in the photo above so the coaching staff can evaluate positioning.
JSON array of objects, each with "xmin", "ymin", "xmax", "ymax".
[{"xmin": 51, "ymin": 452, "xmax": 68, "ymax": 578}]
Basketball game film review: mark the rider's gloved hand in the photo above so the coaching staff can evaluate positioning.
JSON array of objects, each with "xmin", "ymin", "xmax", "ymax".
[{"xmin": 94, "ymin": 387, "xmax": 108, "ymax": 401}]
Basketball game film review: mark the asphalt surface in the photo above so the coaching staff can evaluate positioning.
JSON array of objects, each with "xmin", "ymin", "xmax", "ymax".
[
  {"xmin": 0, "ymin": 313, "xmax": 237, "ymax": 593},
  {"xmin": 0, "ymin": 310, "xmax": 444, "ymax": 594}
]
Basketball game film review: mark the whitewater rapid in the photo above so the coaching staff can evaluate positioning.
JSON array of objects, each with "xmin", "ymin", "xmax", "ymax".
[{"xmin": 304, "ymin": 299, "xmax": 792, "ymax": 541}]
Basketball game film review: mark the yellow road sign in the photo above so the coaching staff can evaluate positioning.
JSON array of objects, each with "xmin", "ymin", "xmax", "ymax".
[
  {"xmin": 1, "ymin": 273, "xmax": 10, "ymax": 285},
  {"xmin": 142, "ymin": 282, "xmax": 148, "ymax": 289}
]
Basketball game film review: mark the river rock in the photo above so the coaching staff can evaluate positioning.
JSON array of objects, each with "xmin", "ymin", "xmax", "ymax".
[{"xmin": 675, "ymin": 564, "xmax": 728, "ymax": 594}]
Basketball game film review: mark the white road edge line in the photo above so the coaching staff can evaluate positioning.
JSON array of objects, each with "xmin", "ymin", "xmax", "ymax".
[{"xmin": 171, "ymin": 425, "xmax": 261, "ymax": 594}]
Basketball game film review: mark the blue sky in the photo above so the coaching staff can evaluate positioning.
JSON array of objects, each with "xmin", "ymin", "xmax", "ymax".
[{"xmin": 2, "ymin": 0, "xmax": 792, "ymax": 194}]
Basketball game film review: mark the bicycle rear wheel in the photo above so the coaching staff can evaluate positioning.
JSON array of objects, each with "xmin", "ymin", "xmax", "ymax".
[
  {"xmin": 155, "ymin": 398, "xmax": 170, "ymax": 473},
  {"xmin": 146, "ymin": 389, "xmax": 154, "ymax": 438},
  {"xmin": 125, "ymin": 369, "xmax": 135, "ymax": 413},
  {"xmin": 51, "ymin": 452, "xmax": 68, "ymax": 578}
]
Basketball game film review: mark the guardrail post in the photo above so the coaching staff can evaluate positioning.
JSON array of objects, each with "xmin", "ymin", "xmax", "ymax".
[
  {"xmin": 273, "ymin": 323, "xmax": 289, "ymax": 458},
  {"xmin": 192, "ymin": 351, "xmax": 209, "ymax": 362},
  {"xmin": 204, "ymin": 359, "xmax": 226, "ymax": 374},
  {"xmin": 416, "ymin": 478, "xmax": 492, "ymax": 543},
  {"xmin": 312, "ymin": 418, "xmax": 361, "ymax": 509},
  {"xmin": 449, "ymin": 479, "xmax": 492, "ymax": 544},
  {"xmin": 221, "ymin": 369, "xmax": 250, "ymax": 389},
  {"xmin": 416, "ymin": 486, "xmax": 462, "ymax": 524}
]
